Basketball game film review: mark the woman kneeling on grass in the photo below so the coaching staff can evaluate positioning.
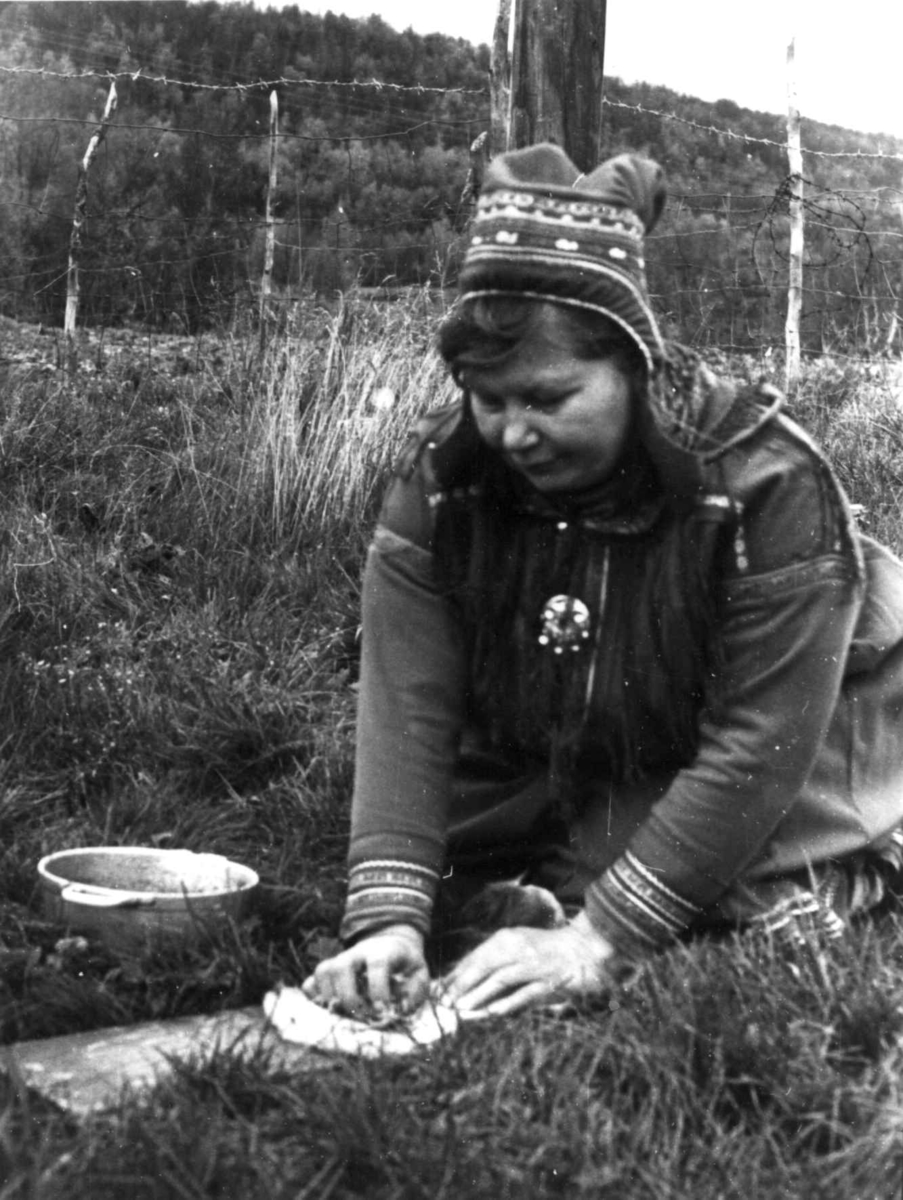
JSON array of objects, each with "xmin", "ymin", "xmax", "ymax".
[{"xmin": 304, "ymin": 145, "xmax": 903, "ymax": 1018}]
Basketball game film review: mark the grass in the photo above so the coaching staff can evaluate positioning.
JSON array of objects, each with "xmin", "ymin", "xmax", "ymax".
[{"xmin": 1, "ymin": 304, "xmax": 903, "ymax": 1198}]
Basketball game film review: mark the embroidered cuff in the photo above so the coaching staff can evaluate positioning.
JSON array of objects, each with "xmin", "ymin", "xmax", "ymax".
[
  {"xmin": 340, "ymin": 860, "xmax": 441, "ymax": 944},
  {"xmin": 585, "ymin": 851, "xmax": 703, "ymax": 955}
]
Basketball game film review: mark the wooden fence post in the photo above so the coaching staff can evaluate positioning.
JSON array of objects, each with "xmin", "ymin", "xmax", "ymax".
[
  {"xmin": 260, "ymin": 89, "xmax": 279, "ymax": 348},
  {"xmin": 785, "ymin": 37, "xmax": 803, "ymax": 392},
  {"xmin": 460, "ymin": 131, "xmax": 490, "ymax": 210},
  {"xmin": 64, "ymin": 78, "xmax": 118, "ymax": 357}
]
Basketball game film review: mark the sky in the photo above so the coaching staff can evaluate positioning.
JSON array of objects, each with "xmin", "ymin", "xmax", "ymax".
[{"xmin": 256, "ymin": 0, "xmax": 903, "ymax": 141}]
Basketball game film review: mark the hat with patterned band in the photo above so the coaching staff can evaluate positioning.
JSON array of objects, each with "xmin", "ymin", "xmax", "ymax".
[{"xmin": 458, "ymin": 144, "xmax": 667, "ymax": 373}]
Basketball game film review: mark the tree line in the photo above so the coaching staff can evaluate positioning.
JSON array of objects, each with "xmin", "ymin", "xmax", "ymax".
[{"xmin": 0, "ymin": 0, "xmax": 901, "ymax": 353}]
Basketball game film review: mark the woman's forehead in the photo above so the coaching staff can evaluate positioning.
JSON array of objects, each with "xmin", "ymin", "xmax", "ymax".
[{"xmin": 464, "ymin": 341, "xmax": 585, "ymax": 391}]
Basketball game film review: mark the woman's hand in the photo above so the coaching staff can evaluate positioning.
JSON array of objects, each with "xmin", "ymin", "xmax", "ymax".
[
  {"xmin": 301, "ymin": 924, "xmax": 429, "ymax": 1017},
  {"xmin": 439, "ymin": 910, "xmax": 617, "ymax": 1016}
]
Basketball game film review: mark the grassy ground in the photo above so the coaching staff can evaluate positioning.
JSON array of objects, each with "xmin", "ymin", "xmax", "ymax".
[{"xmin": 1, "ymin": 303, "xmax": 903, "ymax": 1198}]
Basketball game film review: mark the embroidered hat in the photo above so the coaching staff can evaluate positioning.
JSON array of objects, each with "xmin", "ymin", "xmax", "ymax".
[{"xmin": 458, "ymin": 143, "xmax": 667, "ymax": 372}]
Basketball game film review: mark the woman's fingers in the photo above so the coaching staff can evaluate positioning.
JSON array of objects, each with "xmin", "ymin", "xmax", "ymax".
[
  {"xmin": 302, "ymin": 950, "xmax": 364, "ymax": 1011},
  {"xmin": 366, "ymin": 959, "xmax": 430, "ymax": 1012},
  {"xmin": 444, "ymin": 962, "xmax": 523, "ymax": 1014},
  {"xmin": 442, "ymin": 928, "xmax": 549, "ymax": 1010},
  {"xmin": 477, "ymin": 980, "xmax": 552, "ymax": 1016},
  {"xmin": 449, "ymin": 968, "xmax": 551, "ymax": 1015},
  {"xmin": 441, "ymin": 923, "xmax": 614, "ymax": 1014},
  {"xmin": 393, "ymin": 964, "xmax": 431, "ymax": 1012},
  {"xmin": 301, "ymin": 930, "xmax": 430, "ymax": 1016}
]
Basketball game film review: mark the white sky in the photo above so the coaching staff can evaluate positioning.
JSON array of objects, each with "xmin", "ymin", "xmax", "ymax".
[{"xmin": 256, "ymin": 0, "xmax": 903, "ymax": 140}]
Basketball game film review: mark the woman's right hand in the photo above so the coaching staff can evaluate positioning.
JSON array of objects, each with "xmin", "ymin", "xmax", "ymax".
[{"xmin": 301, "ymin": 924, "xmax": 429, "ymax": 1017}]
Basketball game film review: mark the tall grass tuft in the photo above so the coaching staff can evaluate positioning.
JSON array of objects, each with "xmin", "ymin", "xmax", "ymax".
[
  {"xmin": 243, "ymin": 290, "xmax": 455, "ymax": 546},
  {"xmin": 788, "ymin": 355, "xmax": 903, "ymax": 553}
]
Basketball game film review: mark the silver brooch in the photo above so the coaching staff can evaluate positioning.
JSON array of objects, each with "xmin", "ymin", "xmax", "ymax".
[{"xmin": 538, "ymin": 595, "xmax": 592, "ymax": 654}]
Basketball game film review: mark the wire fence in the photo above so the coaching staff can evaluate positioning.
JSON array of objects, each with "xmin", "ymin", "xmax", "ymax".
[{"xmin": 1, "ymin": 62, "xmax": 902, "ymax": 359}]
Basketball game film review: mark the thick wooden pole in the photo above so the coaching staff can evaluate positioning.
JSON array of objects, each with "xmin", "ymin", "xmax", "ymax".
[
  {"xmin": 492, "ymin": 0, "xmax": 606, "ymax": 171},
  {"xmin": 490, "ymin": 0, "xmax": 514, "ymax": 157},
  {"xmin": 785, "ymin": 37, "xmax": 803, "ymax": 392},
  {"xmin": 64, "ymin": 78, "xmax": 118, "ymax": 344}
]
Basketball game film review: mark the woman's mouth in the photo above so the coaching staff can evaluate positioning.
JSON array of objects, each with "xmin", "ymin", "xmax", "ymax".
[{"xmin": 510, "ymin": 455, "xmax": 558, "ymax": 476}]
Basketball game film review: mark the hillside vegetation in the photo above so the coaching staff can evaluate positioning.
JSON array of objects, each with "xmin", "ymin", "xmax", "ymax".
[{"xmin": 1, "ymin": 1, "xmax": 901, "ymax": 353}]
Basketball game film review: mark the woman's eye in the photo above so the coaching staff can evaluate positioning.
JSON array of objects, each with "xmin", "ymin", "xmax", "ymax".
[
  {"xmin": 524, "ymin": 394, "xmax": 568, "ymax": 413},
  {"xmin": 472, "ymin": 393, "xmax": 504, "ymax": 413},
  {"xmin": 471, "ymin": 393, "xmax": 569, "ymax": 414}
]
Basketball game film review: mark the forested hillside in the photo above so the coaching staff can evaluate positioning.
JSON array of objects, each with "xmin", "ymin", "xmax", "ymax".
[{"xmin": 1, "ymin": 0, "xmax": 901, "ymax": 352}]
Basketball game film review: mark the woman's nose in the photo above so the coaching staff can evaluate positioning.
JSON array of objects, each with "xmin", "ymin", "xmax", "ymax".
[{"xmin": 500, "ymin": 410, "xmax": 539, "ymax": 453}]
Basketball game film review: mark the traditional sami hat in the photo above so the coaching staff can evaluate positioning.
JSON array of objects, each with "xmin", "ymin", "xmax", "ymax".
[{"xmin": 458, "ymin": 144, "xmax": 667, "ymax": 372}]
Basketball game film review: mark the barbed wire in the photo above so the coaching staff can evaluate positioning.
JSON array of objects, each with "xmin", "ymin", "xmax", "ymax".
[
  {"xmin": 7, "ymin": 189, "xmax": 901, "ymax": 241},
  {"xmin": 601, "ymin": 96, "xmax": 903, "ymax": 162},
  {"xmin": 0, "ymin": 200, "xmax": 465, "ymax": 232},
  {"xmin": 3, "ymin": 106, "xmax": 895, "ymax": 166},
  {"xmin": 0, "ymin": 48, "xmax": 484, "ymax": 126},
  {"xmin": 3, "ymin": 62, "xmax": 899, "ymax": 157},
  {"xmin": 0, "ymin": 111, "xmax": 480, "ymax": 142},
  {"xmin": 8, "ymin": 252, "xmax": 899, "ymax": 297},
  {"xmin": 7, "ymin": 194, "xmax": 899, "ymax": 249},
  {"xmin": 4, "ymin": 63, "xmax": 899, "ymax": 158},
  {"xmin": 0, "ymin": 64, "xmax": 489, "ymax": 97}
]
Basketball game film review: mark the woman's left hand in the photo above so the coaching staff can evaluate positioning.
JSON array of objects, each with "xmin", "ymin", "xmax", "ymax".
[{"xmin": 438, "ymin": 910, "xmax": 617, "ymax": 1016}]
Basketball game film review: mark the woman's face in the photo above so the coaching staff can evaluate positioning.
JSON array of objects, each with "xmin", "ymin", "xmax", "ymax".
[{"xmin": 463, "ymin": 319, "xmax": 636, "ymax": 494}]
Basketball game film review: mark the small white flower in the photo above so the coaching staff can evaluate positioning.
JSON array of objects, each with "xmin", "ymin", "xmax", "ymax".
[{"xmin": 369, "ymin": 387, "xmax": 396, "ymax": 413}]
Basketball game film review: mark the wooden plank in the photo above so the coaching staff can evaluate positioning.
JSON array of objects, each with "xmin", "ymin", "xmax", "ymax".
[{"xmin": 2, "ymin": 1007, "xmax": 319, "ymax": 1117}]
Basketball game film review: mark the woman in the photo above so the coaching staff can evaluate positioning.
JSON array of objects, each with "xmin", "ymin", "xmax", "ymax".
[{"xmin": 303, "ymin": 145, "xmax": 903, "ymax": 1018}]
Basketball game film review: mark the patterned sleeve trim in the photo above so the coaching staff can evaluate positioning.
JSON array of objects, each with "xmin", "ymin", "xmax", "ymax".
[
  {"xmin": 585, "ymin": 851, "xmax": 703, "ymax": 954},
  {"xmin": 340, "ymin": 860, "xmax": 441, "ymax": 944}
]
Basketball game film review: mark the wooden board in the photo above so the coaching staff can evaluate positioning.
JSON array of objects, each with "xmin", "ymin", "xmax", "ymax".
[{"xmin": 2, "ymin": 1007, "xmax": 320, "ymax": 1116}]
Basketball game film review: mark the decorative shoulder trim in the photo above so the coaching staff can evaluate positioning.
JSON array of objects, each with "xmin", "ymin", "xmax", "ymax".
[
  {"xmin": 585, "ymin": 851, "xmax": 702, "ymax": 954},
  {"xmin": 394, "ymin": 403, "xmax": 463, "ymax": 482},
  {"xmin": 773, "ymin": 413, "xmax": 865, "ymax": 584},
  {"xmin": 340, "ymin": 860, "xmax": 441, "ymax": 944}
]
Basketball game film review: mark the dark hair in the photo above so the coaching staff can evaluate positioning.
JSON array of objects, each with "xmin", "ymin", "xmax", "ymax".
[{"xmin": 438, "ymin": 296, "xmax": 647, "ymax": 383}]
